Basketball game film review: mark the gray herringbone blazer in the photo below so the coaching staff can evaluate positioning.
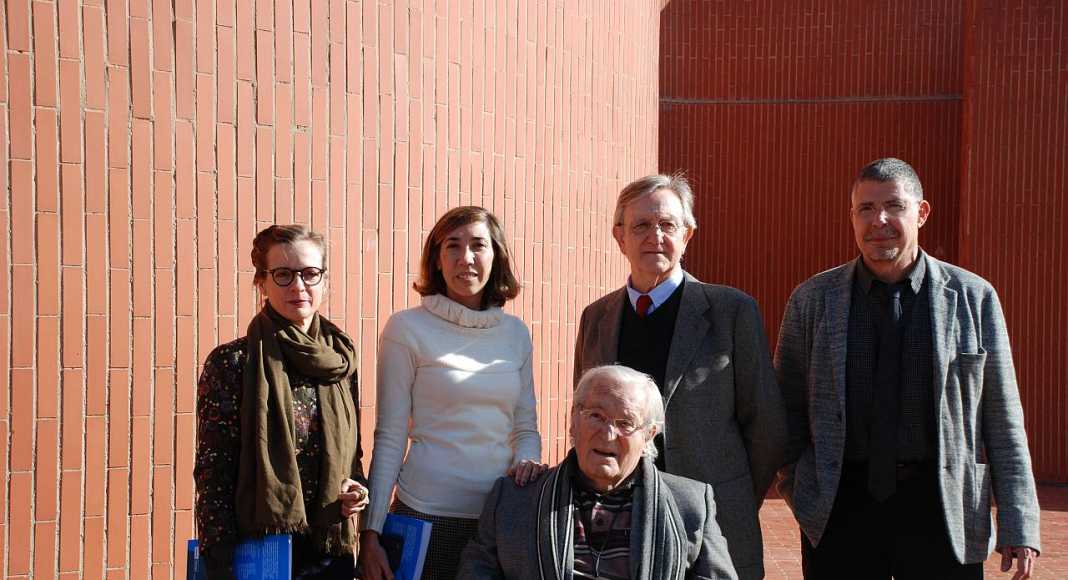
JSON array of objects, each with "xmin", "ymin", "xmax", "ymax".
[
  {"xmin": 774, "ymin": 253, "xmax": 1041, "ymax": 562},
  {"xmin": 574, "ymin": 273, "xmax": 787, "ymax": 580},
  {"xmin": 457, "ymin": 453, "xmax": 737, "ymax": 580}
]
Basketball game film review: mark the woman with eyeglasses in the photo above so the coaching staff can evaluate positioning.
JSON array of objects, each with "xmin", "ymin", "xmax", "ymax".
[
  {"xmin": 359, "ymin": 206, "xmax": 545, "ymax": 580},
  {"xmin": 195, "ymin": 224, "xmax": 366, "ymax": 579}
]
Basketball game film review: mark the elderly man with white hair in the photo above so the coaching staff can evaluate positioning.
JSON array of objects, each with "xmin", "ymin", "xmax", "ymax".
[
  {"xmin": 574, "ymin": 174, "xmax": 786, "ymax": 580},
  {"xmin": 458, "ymin": 364, "xmax": 737, "ymax": 580}
]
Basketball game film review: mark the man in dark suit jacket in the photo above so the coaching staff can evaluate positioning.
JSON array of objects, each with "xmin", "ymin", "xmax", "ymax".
[
  {"xmin": 573, "ymin": 174, "xmax": 787, "ymax": 580},
  {"xmin": 776, "ymin": 158, "xmax": 1041, "ymax": 579},
  {"xmin": 459, "ymin": 365, "xmax": 737, "ymax": 580}
]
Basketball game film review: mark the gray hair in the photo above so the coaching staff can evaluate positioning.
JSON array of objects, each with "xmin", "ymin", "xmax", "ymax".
[
  {"xmin": 573, "ymin": 365, "xmax": 665, "ymax": 458},
  {"xmin": 613, "ymin": 174, "xmax": 697, "ymax": 230},
  {"xmin": 852, "ymin": 158, "xmax": 924, "ymax": 200}
]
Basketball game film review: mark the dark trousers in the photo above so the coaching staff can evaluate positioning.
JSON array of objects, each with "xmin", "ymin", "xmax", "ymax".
[
  {"xmin": 292, "ymin": 535, "xmax": 356, "ymax": 580},
  {"xmin": 801, "ymin": 462, "xmax": 983, "ymax": 580}
]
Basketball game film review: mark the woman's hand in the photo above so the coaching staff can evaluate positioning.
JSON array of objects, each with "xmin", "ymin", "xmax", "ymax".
[
  {"xmin": 507, "ymin": 459, "xmax": 548, "ymax": 486},
  {"xmin": 359, "ymin": 530, "xmax": 395, "ymax": 580},
  {"xmin": 338, "ymin": 479, "xmax": 369, "ymax": 518}
]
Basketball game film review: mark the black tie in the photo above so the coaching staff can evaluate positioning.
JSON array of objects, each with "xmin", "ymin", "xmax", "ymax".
[{"xmin": 869, "ymin": 281, "xmax": 904, "ymax": 501}]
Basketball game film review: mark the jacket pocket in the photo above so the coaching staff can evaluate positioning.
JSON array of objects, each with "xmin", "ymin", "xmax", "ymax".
[
  {"xmin": 675, "ymin": 350, "xmax": 731, "ymax": 397},
  {"xmin": 710, "ymin": 351, "xmax": 731, "ymax": 372},
  {"xmin": 955, "ymin": 350, "xmax": 988, "ymax": 405},
  {"xmin": 958, "ymin": 349, "xmax": 987, "ymax": 367}
]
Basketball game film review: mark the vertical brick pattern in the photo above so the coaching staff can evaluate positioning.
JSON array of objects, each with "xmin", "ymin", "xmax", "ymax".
[
  {"xmin": 961, "ymin": 0, "xmax": 1068, "ymax": 482},
  {"xmin": 660, "ymin": 0, "xmax": 1066, "ymax": 483},
  {"xmin": 1, "ymin": 1, "xmax": 662, "ymax": 576},
  {"xmin": 660, "ymin": 0, "xmax": 963, "ymax": 101},
  {"xmin": 659, "ymin": 0, "xmax": 963, "ymax": 367},
  {"xmin": 660, "ymin": 100, "xmax": 961, "ymax": 347}
]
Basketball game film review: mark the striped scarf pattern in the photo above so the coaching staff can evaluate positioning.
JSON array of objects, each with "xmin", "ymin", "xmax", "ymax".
[{"xmin": 534, "ymin": 452, "xmax": 686, "ymax": 580}]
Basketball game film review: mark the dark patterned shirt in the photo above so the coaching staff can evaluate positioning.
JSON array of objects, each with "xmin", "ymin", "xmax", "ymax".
[
  {"xmin": 193, "ymin": 337, "xmax": 360, "ymax": 558},
  {"xmin": 572, "ymin": 470, "xmax": 639, "ymax": 580},
  {"xmin": 845, "ymin": 255, "xmax": 935, "ymax": 462}
]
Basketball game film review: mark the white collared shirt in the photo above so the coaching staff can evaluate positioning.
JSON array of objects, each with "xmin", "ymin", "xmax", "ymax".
[{"xmin": 625, "ymin": 267, "xmax": 684, "ymax": 315}]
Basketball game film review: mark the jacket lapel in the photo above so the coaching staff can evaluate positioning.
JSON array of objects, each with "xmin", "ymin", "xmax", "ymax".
[
  {"xmin": 925, "ymin": 257, "xmax": 957, "ymax": 442},
  {"xmin": 662, "ymin": 273, "xmax": 712, "ymax": 406},
  {"xmin": 824, "ymin": 261, "xmax": 855, "ymax": 416},
  {"xmin": 595, "ymin": 288, "xmax": 626, "ymax": 367}
]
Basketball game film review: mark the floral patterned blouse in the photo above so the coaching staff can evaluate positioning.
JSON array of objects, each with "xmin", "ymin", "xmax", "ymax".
[{"xmin": 193, "ymin": 337, "xmax": 363, "ymax": 557}]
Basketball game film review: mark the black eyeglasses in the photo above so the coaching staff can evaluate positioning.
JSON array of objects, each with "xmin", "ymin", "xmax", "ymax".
[{"xmin": 265, "ymin": 267, "xmax": 325, "ymax": 287}]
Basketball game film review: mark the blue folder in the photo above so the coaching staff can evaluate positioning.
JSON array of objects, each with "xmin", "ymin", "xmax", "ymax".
[
  {"xmin": 381, "ymin": 514, "xmax": 433, "ymax": 580},
  {"xmin": 187, "ymin": 534, "xmax": 292, "ymax": 580}
]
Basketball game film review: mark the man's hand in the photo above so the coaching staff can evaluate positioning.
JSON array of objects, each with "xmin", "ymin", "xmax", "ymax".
[
  {"xmin": 998, "ymin": 545, "xmax": 1037, "ymax": 580},
  {"xmin": 338, "ymin": 478, "xmax": 369, "ymax": 518}
]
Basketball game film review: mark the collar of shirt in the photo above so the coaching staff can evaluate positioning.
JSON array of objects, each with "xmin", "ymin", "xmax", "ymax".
[
  {"xmin": 572, "ymin": 461, "xmax": 642, "ymax": 497},
  {"xmin": 626, "ymin": 267, "xmax": 684, "ymax": 315},
  {"xmin": 854, "ymin": 250, "xmax": 927, "ymax": 295}
]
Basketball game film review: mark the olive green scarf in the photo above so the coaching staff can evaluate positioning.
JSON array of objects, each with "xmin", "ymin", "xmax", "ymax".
[{"xmin": 236, "ymin": 304, "xmax": 360, "ymax": 554}]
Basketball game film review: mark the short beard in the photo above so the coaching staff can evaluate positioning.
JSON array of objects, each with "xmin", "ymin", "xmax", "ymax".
[{"xmin": 866, "ymin": 247, "xmax": 901, "ymax": 261}]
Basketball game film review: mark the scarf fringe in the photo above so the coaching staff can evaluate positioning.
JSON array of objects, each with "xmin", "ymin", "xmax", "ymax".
[
  {"xmin": 243, "ymin": 522, "xmax": 310, "ymax": 538},
  {"xmin": 314, "ymin": 521, "xmax": 358, "ymax": 555},
  {"xmin": 243, "ymin": 521, "xmax": 356, "ymax": 555}
]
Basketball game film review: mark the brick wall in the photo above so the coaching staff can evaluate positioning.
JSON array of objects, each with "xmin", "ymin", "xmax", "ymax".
[
  {"xmin": 960, "ymin": 0, "xmax": 1068, "ymax": 483},
  {"xmin": 660, "ymin": 0, "xmax": 963, "ymax": 344},
  {"xmin": 660, "ymin": 0, "xmax": 1068, "ymax": 482},
  {"xmin": 0, "ymin": 1, "xmax": 663, "ymax": 577}
]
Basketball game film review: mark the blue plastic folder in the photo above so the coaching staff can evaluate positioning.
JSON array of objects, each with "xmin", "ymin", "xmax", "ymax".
[
  {"xmin": 187, "ymin": 534, "xmax": 292, "ymax": 580},
  {"xmin": 381, "ymin": 514, "xmax": 433, "ymax": 580}
]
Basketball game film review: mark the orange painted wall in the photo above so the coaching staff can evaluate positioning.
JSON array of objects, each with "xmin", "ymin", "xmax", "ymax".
[
  {"xmin": 0, "ymin": 0, "xmax": 662, "ymax": 577},
  {"xmin": 660, "ymin": 0, "xmax": 1067, "ymax": 482}
]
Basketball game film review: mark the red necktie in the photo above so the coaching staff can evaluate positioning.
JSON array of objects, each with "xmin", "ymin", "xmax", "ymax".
[{"xmin": 636, "ymin": 294, "xmax": 653, "ymax": 317}]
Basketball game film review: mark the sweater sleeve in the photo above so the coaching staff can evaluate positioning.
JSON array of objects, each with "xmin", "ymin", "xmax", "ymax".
[
  {"xmin": 193, "ymin": 345, "xmax": 243, "ymax": 572},
  {"xmin": 363, "ymin": 317, "xmax": 417, "ymax": 533},
  {"xmin": 508, "ymin": 324, "xmax": 542, "ymax": 465}
]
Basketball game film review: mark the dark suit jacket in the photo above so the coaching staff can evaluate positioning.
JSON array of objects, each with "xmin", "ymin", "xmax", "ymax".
[
  {"xmin": 573, "ymin": 272, "xmax": 787, "ymax": 580},
  {"xmin": 458, "ymin": 453, "xmax": 737, "ymax": 580},
  {"xmin": 775, "ymin": 254, "xmax": 1041, "ymax": 562}
]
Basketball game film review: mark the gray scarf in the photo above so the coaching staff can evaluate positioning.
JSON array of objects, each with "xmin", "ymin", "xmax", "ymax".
[{"xmin": 534, "ymin": 452, "xmax": 686, "ymax": 580}]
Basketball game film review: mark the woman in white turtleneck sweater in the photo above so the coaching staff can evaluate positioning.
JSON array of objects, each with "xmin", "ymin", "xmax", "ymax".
[{"xmin": 359, "ymin": 207, "xmax": 544, "ymax": 580}]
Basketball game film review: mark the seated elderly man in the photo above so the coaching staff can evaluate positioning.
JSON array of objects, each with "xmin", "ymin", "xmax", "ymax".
[{"xmin": 458, "ymin": 364, "xmax": 737, "ymax": 580}]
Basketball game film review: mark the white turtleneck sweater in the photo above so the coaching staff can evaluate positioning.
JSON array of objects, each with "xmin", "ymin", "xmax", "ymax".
[{"xmin": 363, "ymin": 294, "xmax": 542, "ymax": 532}]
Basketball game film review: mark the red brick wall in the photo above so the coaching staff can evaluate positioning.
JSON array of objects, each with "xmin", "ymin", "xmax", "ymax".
[
  {"xmin": 961, "ymin": 0, "xmax": 1068, "ymax": 483},
  {"xmin": 0, "ymin": 1, "xmax": 662, "ymax": 577},
  {"xmin": 660, "ymin": 0, "xmax": 963, "ymax": 340},
  {"xmin": 660, "ymin": 0, "xmax": 1067, "ymax": 482}
]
